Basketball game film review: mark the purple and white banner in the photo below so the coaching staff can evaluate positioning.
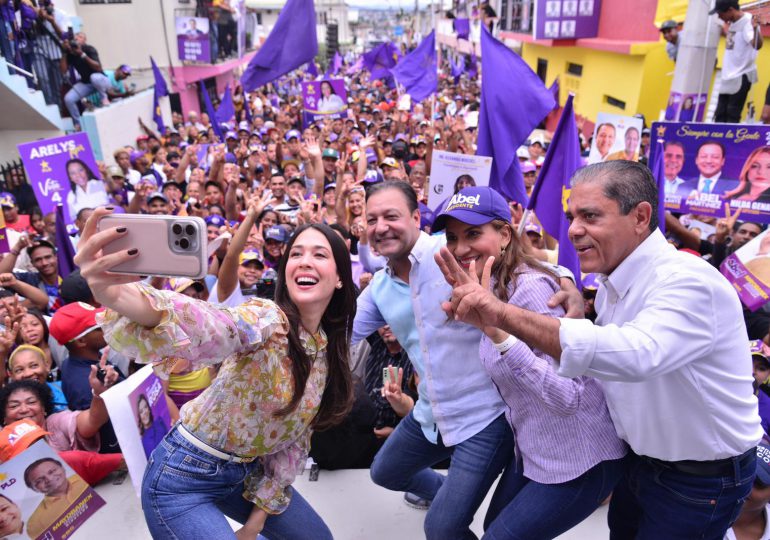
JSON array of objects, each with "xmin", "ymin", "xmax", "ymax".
[
  {"xmin": 129, "ymin": 372, "xmax": 172, "ymax": 460},
  {"xmin": 650, "ymin": 122, "xmax": 770, "ymax": 222},
  {"xmin": 176, "ymin": 16, "xmax": 212, "ymax": 63},
  {"xmin": 534, "ymin": 0, "xmax": 602, "ymax": 40},
  {"xmin": 0, "ymin": 440, "xmax": 105, "ymax": 540},
  {"xmin": 18, "ymin": 133, "xmax": 106, "ymax": 225},
  {"xmin": 665, "ymin": 92, "xmax": 707, "ymax": 122},
  {"xmin": 722, "ymin": 229, "xmax": 770, "ymax": 311},
  {"xmin": 302, "ymin": 79, "xmax": 348, "ymax": 126}
]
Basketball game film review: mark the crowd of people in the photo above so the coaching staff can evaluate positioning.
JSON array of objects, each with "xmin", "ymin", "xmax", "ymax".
[{"xmin": 0, "ymin": 1, "xmax": 769, "ymax": 538}]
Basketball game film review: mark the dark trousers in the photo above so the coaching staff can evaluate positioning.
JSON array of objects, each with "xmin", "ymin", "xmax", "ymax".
[
  {"xmin": 608, "ymin": 450, "xmax": 756, "ymax": 539},
  {"xmin": 715, "ymin": 74, "xmax": 752, "ymax": 123}
]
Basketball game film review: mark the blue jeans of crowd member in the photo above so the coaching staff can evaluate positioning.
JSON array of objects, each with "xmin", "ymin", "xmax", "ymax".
[
  {"xmin": 370, "ymin": 411, "xmax": 514, "ymax": 540},
  {"xmin": 608, "ymin": 450, "xmax": 756, "ymax": 540},
  {"xmin": 482, "ymin": 456, "xmax": 626, "ymax": 539},
  {"xmin": 141, "ymin": 425, "xmax": 332, "ymax": 540},
  {"xmin": 64, "ymin": 72, "xmax": 112, "ymax": 126}
]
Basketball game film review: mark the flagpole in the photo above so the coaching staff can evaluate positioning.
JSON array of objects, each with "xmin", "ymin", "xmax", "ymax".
[{"xmin": 517, "ymin": 209, "xmax": 532, "ymax": 236}]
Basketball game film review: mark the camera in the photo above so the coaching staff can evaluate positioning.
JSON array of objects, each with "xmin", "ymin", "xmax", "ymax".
[{"xmin": 241, "ymin": 278, "xmax": 276, "ymax": 300}]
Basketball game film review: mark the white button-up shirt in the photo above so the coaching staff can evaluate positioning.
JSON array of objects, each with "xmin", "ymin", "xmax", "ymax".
[{"xmin": 558, "ymin": 230, "xmax": 762, "ymax": 461}]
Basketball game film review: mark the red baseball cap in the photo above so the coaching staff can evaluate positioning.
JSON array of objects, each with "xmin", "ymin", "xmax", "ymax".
[
  {"xmin": 49, "ymin": 302, "xmax": 105, "ymax": 345},
  {"xmin": 0, "ymin": 419, "xmax": 49, "ymax": 463}
]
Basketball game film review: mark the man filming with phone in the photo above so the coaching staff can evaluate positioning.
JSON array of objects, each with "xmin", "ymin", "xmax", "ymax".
[{"xmin": 61, "ymin": 32, "xmax": 110, "ymax": 130}]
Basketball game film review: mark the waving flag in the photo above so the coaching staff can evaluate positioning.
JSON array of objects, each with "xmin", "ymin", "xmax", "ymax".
[
  {"xmin": 216, "ymin": 84, "xmax": 235, "ymax": 126},
  {"xmin": 363, "ymin": 42, "xmax": 401, "ymax": 80},
  {"xmin": 200, "ymin": 81, "xmax": 224, "ymax": 141},
  {"xmin": 454, "ymin": 18, "xmax": 470, "ymax": 40},
  {"xmin": 306, "ymin": 61, "xmax": 318, "ymax": 78},
  {"xmin": 526, "ymin": 94, "xmax": 582, "ymax": 287},
  {"xmin": 325, "ymin": 51, "xmax": 343, "ymax": 77},
  {"xmin": 241, "ymin": 0, "xmax": 317, "ymax": 91},
  {"xmin": 150, "ymin": 56, "xmax": 168, "ymax": 133},
  {"xmin": 346, "ymin": 55, "xmax": 364, "ymax": 75},
  {"xmin": 450, "ymin": 55, "xmax": 464, "ymax": 83},
  {"xmin": 468, "ymin": 51, "xmax": 478, "ymax": 79},
  {"xmin": 477, "ymin": 27, "xmax": 555, "ymax": 204},
  {"xmin": 549, "ymin": 77, "xmax": 560, "ymax": 109},
  {"xmin": 650, "ymin": 138, "xmax": 666, "ymax": 233},
  {"xmin": 390, "ymin": 31, "xmax": 437, "ymax": 102}
]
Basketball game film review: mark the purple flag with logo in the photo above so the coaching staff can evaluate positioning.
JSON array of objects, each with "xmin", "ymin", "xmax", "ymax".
[
  {"xmin": 477, "ymin": 27, "xmax": 555, "ymax": 204},
  {"xmin": 527, "ymin": 94, "xmax": 582, "ymax": 287},
  {"xmin": 200, "ymin": 81, "xmax": 224, "ymax": 141},
  {"xmin": 363, "ymin": 42, "xmax": 401, "ymax": 80},
  {"xmin": 241, "ymin": 0, "xmax": 317, "ymax": 91},
  {"xmin": 390, "ymin": 31, "xmax": 437, "ymax": 102},
  {"xmin": 55, "ymin": 204, "xmax": 76, "ymax": 278},
  {"xmin": 216, "ymin": 84, "xmax": 235, "ymax": 126},
  {"xmin": 150, "ymin": 57, "xmax": 168, "ymax": 134},
  {"xmin": 454, "ymin": 18, "xmax": 470, "ymax": 40},
  {"xmin": 651, "ymin": 138, "xmax": 666, "ymax": 234}
]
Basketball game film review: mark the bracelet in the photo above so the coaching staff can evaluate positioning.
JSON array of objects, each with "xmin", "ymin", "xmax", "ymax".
[
  {"xmin": 10, "ymin": 249, "xmax": 19, "ymax": 256},
  {"xmin": 493, "ymin": 335, "xmax": 518, "ymax": 354}
]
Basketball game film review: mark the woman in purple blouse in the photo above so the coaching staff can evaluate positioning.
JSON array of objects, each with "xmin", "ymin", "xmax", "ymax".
[{"xmin": 432, "ymin": 187, "xmax": 628, "ymax": 539}]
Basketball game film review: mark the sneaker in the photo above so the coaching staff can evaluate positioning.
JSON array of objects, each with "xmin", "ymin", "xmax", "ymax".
[{"xmin": 403, "ymin": 491, "xmax": 431, "ymax": 510}]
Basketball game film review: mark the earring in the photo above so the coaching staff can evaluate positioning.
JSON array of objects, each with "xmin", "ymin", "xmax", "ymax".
[
  {"xmin": 336, "ymin": 281, "xmax": 343, "ymax": 289},
  {"xmin": 500, "ymin": 244, "xmax": 506, "ymax": 255}
]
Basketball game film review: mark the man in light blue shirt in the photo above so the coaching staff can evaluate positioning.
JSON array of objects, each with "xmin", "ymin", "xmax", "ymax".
[{"xmin": 354, "ymin": 181, "xmax": 513, "ymax": 539}]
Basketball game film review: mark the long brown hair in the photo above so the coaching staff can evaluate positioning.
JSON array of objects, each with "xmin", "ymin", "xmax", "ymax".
[
  {"xmin": 273, "ymin": 223, "xmax": 355, "ymax": 431},
  {"xmin": 489, "ymin": 219, "xmax": 557, "ymax": 301},
  {"xmin": 724, "ymin": 146, "xmax": 770, "ymax": 200}
]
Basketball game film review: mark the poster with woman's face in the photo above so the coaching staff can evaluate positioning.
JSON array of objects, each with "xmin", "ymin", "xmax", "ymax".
[
  {"xmin": 301, "ymin": 79, "xmax": 348, "ymax": 126},
  {"xmin": 0, "ymin": 439, "xmax": 105, "ymax": 540},
  {"xmin": 129, "ymin": 373, "xmax": 172, "ymax": 460},
  {"xmin": 722, "ymin": 228, "xmax": 770, "ymax": 311}
]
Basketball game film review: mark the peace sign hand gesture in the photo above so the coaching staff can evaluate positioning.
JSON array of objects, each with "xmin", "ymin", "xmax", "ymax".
[
  {"xmin": 434, "ymin": 247, "xmax": 504, "ymax": 330},
  {"xmin": 715, "ymin": 203, "xmax": 742, "ymax": 244}
]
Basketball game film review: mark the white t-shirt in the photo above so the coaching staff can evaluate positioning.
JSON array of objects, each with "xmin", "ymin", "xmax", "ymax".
[
  {"xmin": 208, "ymin": 280, "xmax": 247, "ymax": 308},
  {"xmin": 724, "ymin": 505, "xmax": 770, "ymax": 540},
  {"xmin": 722, "ymin": 13, "xmax": 758, "ymax": 90}
]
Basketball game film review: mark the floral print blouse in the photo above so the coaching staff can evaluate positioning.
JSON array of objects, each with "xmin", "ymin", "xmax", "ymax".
[{"xmin": 99, "ymin": 283, "xmax": 328, "ymax": 514}]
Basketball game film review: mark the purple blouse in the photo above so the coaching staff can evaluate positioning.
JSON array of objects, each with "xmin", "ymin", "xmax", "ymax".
[{"xmin": 479, "ymin": 266, "xmax": 627, "ymax": 483}]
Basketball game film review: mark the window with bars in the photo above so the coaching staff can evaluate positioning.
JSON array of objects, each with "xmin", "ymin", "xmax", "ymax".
[{"xmin": 501, "ymin": 0, "xmax": 534, "ymax": 33}]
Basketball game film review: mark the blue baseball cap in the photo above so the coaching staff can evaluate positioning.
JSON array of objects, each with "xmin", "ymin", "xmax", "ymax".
[
  {"xmin": 582, "ymin": 273, "xmax": 601, "ymax": 291},
  {"xmin": 432, "ymin": 187, "xmax": 511, "ymax": 232},
  {"xmin": 205, "ymin": 214, "xmax": 226, "ymax": 227},
  {"xmin": 265, "ymin": 225, "xmax": 290, "ymax": 243},
  {"xmin": 0, "ymin": 192, "xmax": 16, "ymax": 208}
]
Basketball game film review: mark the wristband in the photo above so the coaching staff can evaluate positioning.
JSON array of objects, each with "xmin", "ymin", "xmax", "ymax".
[
  {"xmin": 493, "ymin": 335, "xmax": 518, "ymax": 354},
  {"xmin": 10, "ymin": 249, "xmax": 19, "ymax": 256}
]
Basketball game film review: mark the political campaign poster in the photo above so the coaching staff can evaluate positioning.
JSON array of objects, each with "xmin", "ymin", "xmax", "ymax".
[
  {"xmin": 721, "ymin": 228, "xmax": 770, "ymax": 311},
  {"xmin": 534, "ymin": 0, "xmax": 602, "ymax": 40},
  {"xmin": 101, "ymin": 365, "xmax": 172, "ymax": 497},
  {"xmin": 649, "ymin": 122, "xmax": 770, "ymax": 222},
  {"xmin": 587, "ymin": 112, "xmax": 643, "ymax": 165},
  {"xmin": 18, "ymin": 133, "xmax": 107, "ymax": 225},
  {"xmin": 0, "ymin": 212, "xmax": 10, "ymax": 254},
  {"xmin": 0, "ymin": 440, "xmax": 105, "ymax": 540},
  {"xmin": 176, "ymin": 16, "xmax": 211, "ymax": 63},
  {"xmin": 302, "ymin": 79, "xmax": 348, "ymax": 126},
  {"xmin": 428, "ymin": 150, "xmax": 493, "ymax": 212}
]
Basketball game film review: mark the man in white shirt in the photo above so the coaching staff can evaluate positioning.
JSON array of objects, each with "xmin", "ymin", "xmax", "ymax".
[
  {"xmin": 662, "ymin": 141, "xmax": 686, "ymax": 195},
  {"xmin": 712, "ymin": 0, "xmax": 763, "ymax": 123},
  {"xmin": 437, "ymin": 160, "xmax": 762, "ymax": 538}
]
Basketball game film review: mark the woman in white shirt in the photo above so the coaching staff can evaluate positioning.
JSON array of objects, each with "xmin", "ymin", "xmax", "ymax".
[
  {"xmin": 317, "ymin": 81, "xmax": 345, "ymax": 114},
  {"xmin": 65, "ymin": 159, "xmax": 109, "ymax": 221}
]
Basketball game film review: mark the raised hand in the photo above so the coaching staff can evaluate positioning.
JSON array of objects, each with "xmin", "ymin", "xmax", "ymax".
[
  {"xmin": 715, "ymin": 204, "xmax": 742, "ymax": 243},
  {"xmin": 0, "ymin": 316, "xmax": 19, "ymax": 354}
]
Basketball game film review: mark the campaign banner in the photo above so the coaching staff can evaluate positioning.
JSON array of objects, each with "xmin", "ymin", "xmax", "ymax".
[
  {"xmin": 0, "ymin": 212, "xmax": 10, "ymax": 253},
  {"xmin": 721, "ymin": 228, "xmax": 770, "ymax": 311},
  {"xmin": 587, "ymin": 112, "xmax": 643, "ymax": 165},
  {"xmin": 101, "ymin": 365, "xmax": 172, "ymax": 497},
  {"xmin": 18, "ymin": 133, "xmax": 107, "ymax": 225},
  {"xmin": 649, "ymin": 122, "xmax": 770, "ymax": 221},
  {"xmin": 534, "ymin": 0, "xmax": 602, "ymax": 40},
  {"xmin": 176, "ymin": 16, "xmax": 211, "ymax": 63},
  {"xmin": 0, "ymin": 440, "xmax": 105, "ymax": 540},
  {"xmin": 428, "ymin": 150, "xmax": 493, "ymax": 212},
  {"xmin": 302, "ymin": 79, "xmax": 348, "ymax": 126},
  {"xmin": 665, "ymin": 92, "xmax": 707, "ymax": 122}
]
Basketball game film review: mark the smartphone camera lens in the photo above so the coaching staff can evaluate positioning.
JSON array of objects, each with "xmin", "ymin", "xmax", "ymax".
[
  {"xmin": 179, "ymin": 237, "xmax": 190, "ymax": 250},
  {"xmin": 172, "ymin": 224, "xmax": 182, "ymax": 235},
  {"xmin": 185, "ymin": 224, "xmax": 195, "ymax": 236}
]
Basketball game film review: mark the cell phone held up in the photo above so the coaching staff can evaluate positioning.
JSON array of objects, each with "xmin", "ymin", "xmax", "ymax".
[{"xmin": 97, "ymin": 214, "xmax": 208, "ymax": 279}]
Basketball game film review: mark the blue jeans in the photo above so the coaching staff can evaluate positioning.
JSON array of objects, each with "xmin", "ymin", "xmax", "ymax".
[
  {"xmin": 370, "ymin": 412, "xmax": 514, "ymax": 540},
  {"xmin": 482, "ymin": 456, "xmax": 626, "ymax": 539},
  {"xmin": 64, "ymin": 73, "xmax": 112, "ymax": 125},
  {"xmin": 608, "ymin": 450, "xmax": 756, "ymax": 539},
  {"xmin": 141, "ymin": 426, "xmax": 332, "ymax": 540}
]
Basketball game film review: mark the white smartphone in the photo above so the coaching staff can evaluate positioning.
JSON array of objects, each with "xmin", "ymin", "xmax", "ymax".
[{"xmin": 97, "ymin": 214, "xmax": 208, "ymax": 279}]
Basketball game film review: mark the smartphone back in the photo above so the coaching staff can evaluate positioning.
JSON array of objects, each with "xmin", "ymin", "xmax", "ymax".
[{"xmin": 97, "ymin": 214, "xmax": 207, "ymax": 279}]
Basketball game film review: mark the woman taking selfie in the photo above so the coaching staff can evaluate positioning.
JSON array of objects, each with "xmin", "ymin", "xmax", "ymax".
[
  {"xmin": 433, "ymin": 187, "xmax": 627, "ymax": 539},
  {"xmin": 75, "ymin": 207, "xmax": 356, "ymax": 539}
]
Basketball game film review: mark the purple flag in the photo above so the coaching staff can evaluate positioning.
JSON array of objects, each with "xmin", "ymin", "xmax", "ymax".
[
  {"xmin": 450, "ymin": 55, "xmax": 464, "ymax": 83},
  {"xmin": 150, "ymin": 57, "xmax": 168, "ymax": 97},
  {"xmin": 200, "ymin": 81, "xmax": 224, "ymax": 141},
  {"xmin": 363, "ymin": 42, "xmax": 401, "ymax": 80},
  {"xmin": 346, "ymin": 55, "xmax": 364, "ymax": 75},
  {"xmin": 477, "ymin": 27, "xmax": 555, "ymax": 204},
  {"xmin": 55, "ymin": 205, "xmax": 76, "ymax": 278},
  {"xmin": 526, "ymin": 94, "xmax": 582, "ymax": 287},
  {"xmin": 468, "ymin": 51, "xmax": 478, "ymax": 79},
  {"xmin": 243, "ymin": 92, "xmax": 253, "ymax": 125},
  {"xmin": 306, "ymin": 61, "xmax": 318, "ymax": 78},
  {"xmin": 241, "ymin": 0, "xmax": 317, "ymax": 91},
  {"xmin": 651, "ymin": 138, "xmax": 666, "ymax": 234},
  {"xmin": 325, "ymin": 51, "xmax": 343, "ymax": 77},
  {"xmin": 549, "ymin": 77, "xmax": 560, "ymax": 109},
  {"xmin": 454, "ymin": 18, "xmax": 470, "ymax": 40},
  {"xmin": 390, "ymin": 31, "xmax": 437, "ymax": 103},
  {"xmin": 216, "ymin": 84, "xmax": 235, "ymax": 126},
  {"xmin": 152, "ymin": 90, "xmax": 165, "ymax": 134}
]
